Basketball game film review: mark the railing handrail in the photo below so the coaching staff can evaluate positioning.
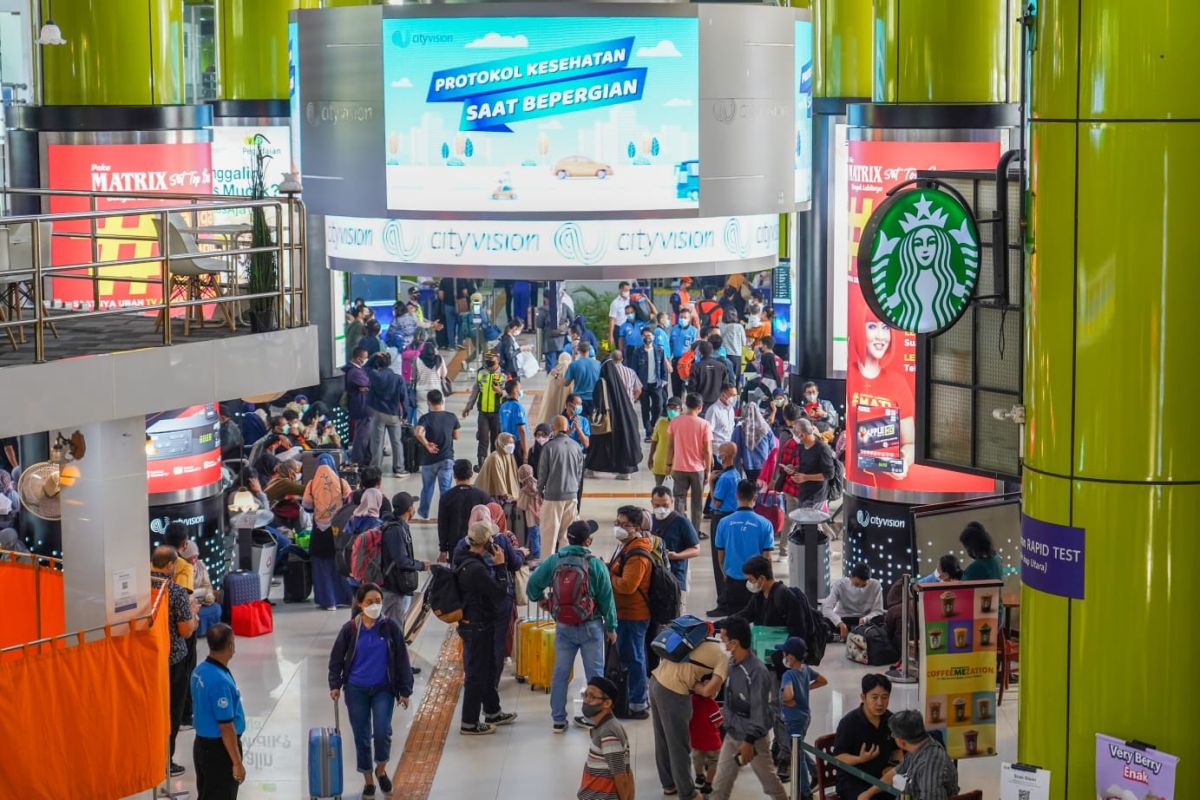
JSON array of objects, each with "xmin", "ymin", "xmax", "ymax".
[
  {"xmin": 0, "ymin": 548, "xmax": 63, "ymax": 567},
  {"xmin": 795, "ymin": 736, "xmax": 908, "ymax": 798},
  {"xmin": 0, "ymin": 197, "xmax": 291, "ymax": 226},
  {"xmin": 0, "ymin": 578, "xmax": 170, "ymax": 655},
  {"xmin": 0, "ymin": 185, "xmax": 277, "ymax": 202}
]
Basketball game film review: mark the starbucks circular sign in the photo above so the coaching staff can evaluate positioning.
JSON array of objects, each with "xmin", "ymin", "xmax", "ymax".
[{"xmin": 856, "ymin": 183, "xmax": 980, "ymax": 335}]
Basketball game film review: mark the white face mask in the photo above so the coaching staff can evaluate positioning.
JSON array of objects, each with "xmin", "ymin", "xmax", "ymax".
[
  {"xmin": 805, "ymin": 393, "xmax": 818, "ymax": 403},
  {"xmin": 535, "ymin": 436, "xmax": 549, "ymax": 446},
  {"xmin": 651, "ymin": 506, "xmax": 671, "ymax": 520},
  {"xmin": 614, "ymin": 525, "xmax": 631, "ymax": 542},
  {"xmin": 362, "ymin": 603, "xmax": 383, "ymax": 619},
  {"xmin": 746, "ymin": 580, "xmax": 763, "ymax": 594},
  {"xmin": 503, "ymin": 443, "xmax": 516, "ymax": 454}
]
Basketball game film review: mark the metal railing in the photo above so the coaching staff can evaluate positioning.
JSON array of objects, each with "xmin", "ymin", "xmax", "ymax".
[
  {"xmin": 793, "ymin": 736, "xmax": 909, "ymax": 799},
  {"xmin": 0, "ymin": 186, "xmax": 308, "ymax": 364}
]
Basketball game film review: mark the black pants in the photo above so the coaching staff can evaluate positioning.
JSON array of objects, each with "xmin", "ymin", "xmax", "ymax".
[
  {"xmin": 181, "ymin": 633, "xmax": 198, "ymax": 724},
  {"xmin": 475, "ymin": 412, "xmax": 500, "ymax": 466},
  {"xmin": 670, "ymin": 373, "xmax": 685, "ymax": 400},
  {"xmin": 724, "ymin": 575, "xmax": 752, "ymax": 614},
  {"xmin": 194, "ymin": 735, "xmax": 242, "ymax": 800},
  {"xmin": 169, "ymin": 657, "xmax": 189, "ymax": 759},
  {"xmin": 459, "ymin": 622, "xmax": 500, "ymax": 725},
  {"xmin": 710, "ymin": 512, "xmax": 730, "ymax": 609},
  {"xmin": 640, "ymin": 383, "xmax": 666, "ymax": 437}
]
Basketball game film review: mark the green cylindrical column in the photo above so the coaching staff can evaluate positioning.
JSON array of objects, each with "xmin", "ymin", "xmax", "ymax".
[
  {"xmin": 1022, "ymin": 1, "xmax": 1200, "ymax": 797},
  {"xmin": 217, "ymin": 0, "xmax": 320, "ymax": 100},
  {"xmin": 872, "ymin": 0, "xmax": 1018, "ymax": 103},
  {"xmin": 39, "ymin": 0, "xmax": 184, "ymax": 105},
  {"xmin": 812, "ymin": 0, "xmax": 872, "ymax": 99}
]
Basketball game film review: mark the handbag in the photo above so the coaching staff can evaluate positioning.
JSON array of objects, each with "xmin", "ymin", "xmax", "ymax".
[
  {"xmin": 441, "ymin": 375, "xmax": 455, "ymax": 397},
  {"xmin": 231, "ymin": 599, "xmax": 273, "ymax": 637},
  {"xmin": 589, "ymin": 378, "xmax": 611, "ymax": 435},
  {"xmin": 513, "ymin": 565, "xmax": 530, "ymax": 606}
]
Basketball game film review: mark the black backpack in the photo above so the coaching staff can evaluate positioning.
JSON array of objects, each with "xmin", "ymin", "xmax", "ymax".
[
  {"xmin": 847, "ymin": 621, "xmax": 898, "ymax": 666},
  {"xmin": 427, "ymin": 563, "xmax": 465, "ymax": 623},
  {"xmin": 334, "ymin": 517, "xmax": 361, "ymax": 578},
  {"xmin": 632, "ymin": 295, "xmax": 653, "ymax": 322},
  {"xmin": 380, "ymin": 520, "xmax": 420, "ymax": 596},
  {"xmin": 623, "ymin": 549, "xmax": 681, "ymax": 626},
  {"xmin": 827, "ymin": 457, "xmax": 845, "ymax": 503},
  {"xmin": 787, "ymin": 586, "xmax": 829, "ymax": 666}
]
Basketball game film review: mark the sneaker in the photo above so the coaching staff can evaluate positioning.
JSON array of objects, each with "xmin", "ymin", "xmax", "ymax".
[
  {"xmin": 484, "ymin": 711, "xmax": 517, "ymax": 726},
  {"xmin": 394, "ymin": 470, "xmax": 409, "ymax": 478},
  {"xmin": 376, "ymin": 770, "xmax": 392, "ymax": 794},
  {"xmin": 169, "ymin": 763, "xmax": 186, "ymax": 777},
  {"xmin": 585, "ymin": 470, "xmax": 599, "ymax": 478},
  {"xmin": 363, "ymin": 785, "xmax": 376, "ymax": 798},
  {"xmin": 411, "ymin": 666, "xmax": 422, "ymax": 675},
  {"xmin": 616, "ymin": 473, "xmax": 631, "ymax": 481},
  {"xmin": 625, "ymin": 709, "xmax": 650, "ymax": 720},
  {"xmin": 460, "ymin": 723, "xmax": 496, "ymax": 736},
  {"xmin": 698, "ymin": 780, "xmax": 713, "ymax": 795},
  {"xmin": 644, "ymin": 436, "xmax": 653, "ymax": 443},
  {"xmin": 777, "ymin": 768, "xmax": 791, "ymax": 783},
  {"xmin": 573, "ymin": 715, "xmax": 596, "ymax": 730},
  {"xmin": 179, "ymin": 723, "xmax": 193, "ymax": 732},
  {"xmin": 705, "ymin": 607, "xmax": 731, "ymax": 619},
  {"xmin": 553, "ymin": 722, "xmax": 568, "ymax": 734}
]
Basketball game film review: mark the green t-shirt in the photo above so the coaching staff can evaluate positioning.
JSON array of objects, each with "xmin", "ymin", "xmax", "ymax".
[{"xmin": 962, "ymin": 555, "xmax": 1003, "ymax": 581}]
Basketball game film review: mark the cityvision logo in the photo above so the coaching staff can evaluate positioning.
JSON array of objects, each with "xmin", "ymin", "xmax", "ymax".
[
  {"xmin": 553, "ymin": 222, "xmax": 607, "ymax": 266},
  {"xmin": 392, "ymin": 30, "xmax": 454, "ymax": 49},
  {"xmin": 855, "ymin": 508, "xmax": 906, "ymax": 529},
  {"xmin": 305, "ymin": 101, "xmax": 375, "ymax": 127},
  {"xmin": 722, "ymin": 217, "xmax": 777, "ymax": 259},
  {"xmin": 150, "ymin": 515, "xmax": 205, "ymax": 535},
  {"xmin": 328, "ymin": 221, "xmax": 374, "ymax": 250},
  {"xmin": 711, "ymin": 98, "xmax": 789, "ymax": 126},
  {"xmin": 382, "ymin": 220, "xmax": 422, "ymax": 261}
]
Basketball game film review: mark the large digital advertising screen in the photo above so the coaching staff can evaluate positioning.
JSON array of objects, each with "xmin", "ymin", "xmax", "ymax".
[
  {"xmin": 844, "ymin": 139, "xmax": 998, "ymax": 495},
  {"xmin": 146, "ymin": 404, "xmax": 222, "ymax": 498},
  {"xmin": 288, "ymin": 20, "xmax": 301, "ymax": 175},
  {"xmin": 46, "ymin": 143, "xmax": 213, "ymax": 311},
  {"xmin": 794, "ymin": 19, "xmax": 813, "ymax": 207},
  {"xmin": 211, "ymin": 126, "xmax": 291, "ymax": 223},
  {"xmin": 382, "ymin": 17, "xmax": 699, "ymax": 213}
]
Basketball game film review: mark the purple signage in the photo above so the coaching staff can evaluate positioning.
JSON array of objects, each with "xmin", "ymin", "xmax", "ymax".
[
  {"xmin": 1095, "ymin": 734, "xmax": 1178, "ymax": 799},
  {"xmin": 1020, "ymin": 514, "xmax": 1085, "ymax": 599}
]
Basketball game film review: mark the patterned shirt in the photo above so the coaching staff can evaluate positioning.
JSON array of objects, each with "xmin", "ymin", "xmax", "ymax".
[
  {"xmin": 613, "ymin": 363, "xmax": 642, "ymax": 403},
  {"xmin": 578, "ymin": 714, "xmax": 629, "ymax": 800},
  {"xmin": 894, "ymin": 737, "xmax": 959, "ymax": 800},
  {"xmin": 152, "ymin": 572, "xmax": 192, "ymax": 665}
]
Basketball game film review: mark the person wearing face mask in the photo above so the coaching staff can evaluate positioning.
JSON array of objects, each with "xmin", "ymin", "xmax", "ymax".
[
  {"xmin": 476, "ymin": 432, "xmax": 520, "ymax": 501},
  {"xmin": 703, "ymin": 383, "xmax": 738, "ymax": 450},
  {"xmin": 537, "ymin": 416, "xmax": 585, "ymax": 557},
  {"xmin": 689, "ymin": 341, "xmax": 730, "ymax": 412},
  {"xmin": 631, "ymin": 326, "xmax": 671, "ymax": 441},
  {"xmin": 498, "ymin": 378, "xmax": 530, "ymax": 465},
  {"xmin": 707, "ymin": 617, "xmax": 788, "ymax": 800},
  {"xmin": 577, "ymin": 676, "xmax": 635, "ymax": 800},
  {"xmin": 151, "ymin": 546, "xmax": 197, "ymax": 778},
  {"xmin": 328, "ymin": 582, "xmax": 414, "ymax": 798},
  {"xmin": 649, "ymin": 486, "xmax": 700, "ymax": 594},
  {"xmin": 762, "ymin": 388, "xmax": 790, "ymax": 434},
  {"xmin": 775, "ymin": 417, "xmax": 836, "ymax": 560},
  {"xmin": 565, "ymin": 341, "xmax": 603, "ymax": 416},
  {"xmin": 799, "ymin": 381, "xmax": 839, "ymax": 438},
  {"xmin": 711, "ymin": 480, "xmax": 776, "ymax": 617},
  {"xmin": 342, "ymin": 346, "xmax": 373, "ymax": 464},
  {"xmin": 608, "ymin": 507, "xmax": 656, "ymax": 718},
  {"xmin": 607, "ymin": 280, "xmax": 634, "ymax": 349},
  {"xmin": 668, "ymin": 307, "xmax": 698, "ymax": 398},
  {"xmin": 463, "ymin": 352, "xmax": 507, "ymax": 470},
  {"xmin": 191, "ymin": 624, "xmax": 247, "ymax": 798},
  {"xmin": 719, "ymin": 308, "xmax": 748, "ymax": 386},
  {"xmin": 647, "ymin": 396, "xmax": 681, "ymax": 487},
  {"xmin": 527, "ymin": 422, "xmax": 552, "ymax": 477}
]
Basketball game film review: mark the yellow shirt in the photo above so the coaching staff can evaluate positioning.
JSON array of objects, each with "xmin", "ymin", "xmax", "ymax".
[
  {"xmin": 174, "ymin": 557, "xmax": 195, "ymax": 593},
  {"xmin": 652, "ymin": 640, "xmax": 729, "ymax": 696},
  {"xmin": 650, "ymin": 417, "xmax": 672, "ymax": 475}
]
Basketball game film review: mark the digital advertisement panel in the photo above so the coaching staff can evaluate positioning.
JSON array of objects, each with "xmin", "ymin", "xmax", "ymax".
[
  {"xmin": 918, "ymin": 580, "xmax": 1003, "ymax": 760},
  {"xmin": 288, "ymin": 20, "xmax": 301, "ymax": 175},
  {"xmin": 830, "ymin": 122, "xmax": 849, "ymax": 375},
  {"xmin": 146, "ymin": 404, "xmax": 222, "ymax": 497},
  {"xmin": 46, "ymin": 143, "xmax": 213, "ymax": 310},
  {"xmin": 382, "ymin": 17, "xmax": 699, "ymax": 213},
  {"xmin": 844, "ymin": 139, "xmax": 998, "ymax": 494},
  {"xmin": 794, "ymin": 19, "xmax": 813, "ymax": 206},
  {"xmin": 211, "ymin": 126, "xmax": 291, "ymax": 223}
]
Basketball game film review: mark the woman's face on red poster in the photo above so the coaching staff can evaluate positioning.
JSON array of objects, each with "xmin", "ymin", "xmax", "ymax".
[{"xmin": 865, "ymin": 319, "xmax": 892, "ymax": 362}]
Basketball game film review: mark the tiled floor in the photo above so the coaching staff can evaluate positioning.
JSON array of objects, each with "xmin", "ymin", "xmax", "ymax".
[{"xmin": 154, "ymin": 347, "xmax": 1016, "ymax": 800}]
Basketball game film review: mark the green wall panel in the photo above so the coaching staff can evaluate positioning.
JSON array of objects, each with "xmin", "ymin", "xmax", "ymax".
[
  {"xmin": 1030, "ymin": 0, "xmax": 1079, "ymax": 119},
  {"xmin": 813, "ymin": 0, "xmax": 872, "ymax": 98},
  {"xmin": 1073, "ymin": 122, "xmax": 1200, "ymax": 482}
]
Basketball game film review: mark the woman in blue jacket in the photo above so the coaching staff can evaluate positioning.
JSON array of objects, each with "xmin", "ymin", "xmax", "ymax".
[{"xmin": 328, "ymin": 582, "xmax": 415, "ymax": 799}]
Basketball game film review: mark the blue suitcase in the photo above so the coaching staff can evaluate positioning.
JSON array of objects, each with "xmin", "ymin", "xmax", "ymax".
[
  {"xmin": 308, "ymin": 700, "xmax": 344, "ymax": 799},
  {"xmin": 220, "ymin": 569, "xmax": 262, "ymax": 623}
]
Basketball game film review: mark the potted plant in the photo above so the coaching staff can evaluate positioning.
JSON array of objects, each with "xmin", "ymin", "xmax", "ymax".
[{"xmin": 245, "ymin": 135, "xmax": 279, "ymax": 333}]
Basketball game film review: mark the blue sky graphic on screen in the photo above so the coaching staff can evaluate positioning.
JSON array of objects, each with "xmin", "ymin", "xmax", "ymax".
[
  {"xmin": 383, "ymin": 17, "xmax": 699, "ymax": 213},
  {"xmin": 795, "ymin": 20, "xmax": 813, "ymax": 205}
]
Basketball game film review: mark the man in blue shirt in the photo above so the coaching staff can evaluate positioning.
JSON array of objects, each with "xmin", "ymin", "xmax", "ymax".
[
  {"xmin": 649, "ymin": 486, "xmax": 700, "ymax": 591},
  {"xmin": 498, "ymin": 378, "xmax": 530, "ymax": 464},
  {"xmin": 706, "ymin": 442, "xmax": 743, "ymax": 615},
  {"xmin": 564, "ymin": 342, "xmax": 602, "ymax": 415},
  {"xmin": 617, "ymin": 304, "xmax": 645, "ymax": 359},
  {"xmin": 712, "ymin": 479, "xmax": 776, "ymax": 618},
  {"xmin": 190, "ymin": 623, "xmax": 247, "ymax": 798},
  {"xmin": 564, "ymin": 393, "xmax": 592, "ymax": 450},
  {"xmin": 667, "ymin": 307, "xmax": 698, "ymax": 397}
]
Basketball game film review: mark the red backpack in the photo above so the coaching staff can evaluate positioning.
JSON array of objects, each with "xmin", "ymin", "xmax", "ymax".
[
  {"xmin": 350, "ymin": 527, "xmax": 386, "ymax": 585},
  {"xmin": 549, "ymin": 554, "xmax": 595, "ymax": 625}
]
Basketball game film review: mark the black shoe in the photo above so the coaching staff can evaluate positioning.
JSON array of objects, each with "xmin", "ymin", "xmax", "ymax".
[
  {"xmin": 376, "ymin": 769, "xmax": 392, "ymax": 794},
  {"xmin": 460, "ymin": 723, "xmax": 496, "ymax": 736},
  {"xmin": 625, "ymin": 709, "xmax": 650, "ymax": 720},
  {"xmin": 363, "ymin": 784, "xmax": 376, "ymax": 798},
  {"xmin": 553, "ymin": 722, "xmax": 568, "ymax": 734},
  {"xmin": 411, "ymin": 666, "xmax": 422, "ymax": 675},
  {"xmin": 169, "ymin": 763, "xmax": 186, "ymax": 777},
  {"xmin": 777, "ymin": 768, "xmax": 791, "ymax": 783},
  {"xmin": 573, "ymin": 715, "xmax": 596, "ymax": 729},
  {"xmin": 698, "ymin": 781, "xmax": 713, "ymax": 795},
  {"xmin": 705, "ymin": 607, "xmax": 730, "ymax": 619},
  {"xmin": 485, "ymin": 711, "xmax": 518, "ymax": 726},
  {"xmin": 697, "ymin": 531, "xmax": 709, "ymax": 540}
]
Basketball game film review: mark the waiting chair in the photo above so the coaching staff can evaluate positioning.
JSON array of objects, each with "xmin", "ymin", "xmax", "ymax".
[
  {"xmin": 997, "ymin": 629, "xmax": 1019, "ymax": 704},
  {"xmin": 0, "ymin": 220, "xmax": 59, "ymax": 349},
  {"xmin": 813, "ymin": 733, "xmax": 840, "ymax": 799},
  {"xmin": 152, "ymin": 213, "xmax": 237, "ymax": 336}
]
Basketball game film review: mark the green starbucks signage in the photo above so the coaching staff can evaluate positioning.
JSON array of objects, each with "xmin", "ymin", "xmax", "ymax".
[{"xmin": 857, "ymin": 182, "xmax": 981, "ymax": 335}]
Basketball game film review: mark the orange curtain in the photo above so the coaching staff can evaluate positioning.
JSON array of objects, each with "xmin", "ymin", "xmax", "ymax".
[
  {"xmin": 0, "ymin": 602, "xmax": 170, "ymax": 799},
  {"xmin": 0, "ymin": 560, "xmax": 65, "ymax": 651}
]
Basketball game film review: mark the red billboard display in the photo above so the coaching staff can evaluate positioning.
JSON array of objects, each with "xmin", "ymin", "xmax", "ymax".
[
  {"xmin": 46, "ymin": 143, "xmax": 212, "ymax": 310},
  {"xmin": 845, "ymin": 139, "xmax": 998, "ymax": 494},
  {"xmin": 146, "ymin": 404, "xmax": 222, "ymax": 496}
]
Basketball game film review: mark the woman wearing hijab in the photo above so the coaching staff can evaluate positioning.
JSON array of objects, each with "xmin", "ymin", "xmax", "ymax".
[
  {"xmin": 731, "ymin": 403, "xmax": 778, "ymax": 483},
  {"xmin": 348, "ymin": 488, "xmax": 384, "ymax": 535},
  {"xmin": 476, "ymin": 432, "xmax": 520, "ymax": 501},
  {"xmin": 265, "ymin": 458, "xmax": 304, "ymax": 504},
  {"xmin": 539, "ymin": 352, "xmax": 574, "ymax": 426},
  {"xmin": 572, "ymin": 314, "xmax": 600, "ymax": 355},
  {"xmin": 414, "ymin": 341, "xmax": 448, "ymax": 418},
  {"xmin": 583, "ymin": 357, "xmax": 642, "ymax": 477},
  {"xmin": 304, "ymin": 453, "xmax": 353, "ymax": 609},
  {"xmin": 515, "ymin": 463, "xmax": 542, "ymax": 561}
]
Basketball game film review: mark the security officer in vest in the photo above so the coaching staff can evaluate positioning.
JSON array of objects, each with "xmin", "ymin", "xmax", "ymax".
[
  {"xmin": 463, "ymin": 351, "xmax": 507, "ymax": 471},
  {"xmin": 190, "ymin": 623, "xmax": 247, "ymax": 799}
]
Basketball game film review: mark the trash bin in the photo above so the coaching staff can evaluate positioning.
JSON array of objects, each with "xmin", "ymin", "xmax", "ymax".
[
  {"xmin": 787, "ymin": 507, "xmax": 832, "ymax": 601},
  {"xmin": 250, "ymin": 528, "xmax": 277, "ymax": 601}
]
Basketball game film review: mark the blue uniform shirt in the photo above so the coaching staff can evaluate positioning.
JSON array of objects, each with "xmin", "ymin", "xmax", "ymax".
[
  {"xmin": 191, "ymin": 658, "xmax": 246, "ymax": 739},
  {"xmin": 498, "ymin": 398, "xmax": 528, "ymax": 439},
  {"xmin": 618, "ymin": 319, "xmax": 645, "ymax": 347},
  {"xmin": 668, "ymin": 323, "xmax": 698, "ymax": 358},
  {"xmin": 711, "ymin": 467, "xmax": 743, "ymax": 513},
  {"xmin": 565, "ymin": 357, "xmax": 601, "ymax": 401},
  {"xmin": 569, "ymin": 414, "xmax": 591, "ymax": 448},
  {"xmin": 714, "ymin": 507, "xmax": 775, "ymax": 579},
  {"xmin": 652, "ymin": 326, "xmax": 669, "ymax": 353}
]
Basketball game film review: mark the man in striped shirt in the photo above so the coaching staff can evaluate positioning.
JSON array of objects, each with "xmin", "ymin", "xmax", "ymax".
[
  {"xmin": 577, "ymin": 676, "xmax": 634, "ymax": 800},
  {"xmin": 885, "ymin": 710, "xmax": 960, "ymax": 800}
]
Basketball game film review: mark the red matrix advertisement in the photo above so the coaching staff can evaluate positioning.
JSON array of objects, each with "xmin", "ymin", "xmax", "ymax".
[
  {"xmin": 46, "ymin": 143, "xmax": 213, "ymax": 310},
  {"xmin": 845, "ymin": 140, "xmax": 997, "ymax": 493},
  {"xmin": 146, "ymin": 404, "xmax": 221, "ymax": 495}
]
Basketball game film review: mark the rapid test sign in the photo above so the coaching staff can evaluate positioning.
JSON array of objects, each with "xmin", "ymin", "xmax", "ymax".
[
  {"xmin": 1096, "ymin": 735, "xmax": 1178, "ymax": 800},
  {"xmin": 383, "ymin": 17, "xmax": 699, "ymax": 213},
  {"xmin": 1019, "ymin": 515, "xmax": 1085, "ymax": 599}
]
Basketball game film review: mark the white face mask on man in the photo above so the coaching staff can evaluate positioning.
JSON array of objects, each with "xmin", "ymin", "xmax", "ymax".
[
  {"xmin": 651, "ymin": 506, "xmax": 671, "ymax": 520},
  {"xmin": 746, "ymin": 579, "xmax": 764, "ymax": 594}
]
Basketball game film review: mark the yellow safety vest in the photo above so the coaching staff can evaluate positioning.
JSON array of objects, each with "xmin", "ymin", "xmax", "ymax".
[{"xmin": 477, "ymin": 370, "xmax": 502, "ymax": 413}]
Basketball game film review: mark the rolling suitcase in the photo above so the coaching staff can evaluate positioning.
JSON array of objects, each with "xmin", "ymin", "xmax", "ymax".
[
  {"xmin": 308, "ymin": 699, "xmax": 344, "ymax": 799},
  {"xmin": 401, "ymin": 424, "xmax": 422, "ymax": 472},
  {"xmin": 516, "ymin": 616, "xmax": 552, "ymax": 685},
  {"xmin": 220, "ymin": 569, "xmax": 261, "ymax": 623},
  {"xmin": 403, "ymin": 574, "xmax": 432, "ymax": 645},
  {"xmin": 529, "ymin": 622, "xmax": 561, "ymax": 693},
  {"xmin": 606, "ymin": 641, "xmax": 632, "ymax": 719},
  {"xmin": 285, "ymin": 555, "xmax": 313, "ymax": 603}
]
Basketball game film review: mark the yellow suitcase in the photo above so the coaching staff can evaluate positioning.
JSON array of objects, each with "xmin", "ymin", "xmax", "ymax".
[
  {"xmin": 515, "ymin": 618, "xmax": 552, "ymax": 684},
  {"xmin": 529, "ymin": 622, "xmax": 572, "ymax": 693}
]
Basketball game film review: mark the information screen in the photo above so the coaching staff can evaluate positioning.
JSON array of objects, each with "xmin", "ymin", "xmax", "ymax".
[
  {"xmin": 794, "ymin": 19, "xmax": 813, "ymax": 206},
  {"xmin": 146, "ymin": 404, "xmax": 222, "ymax": 497},
  {"xmin": 382, "ymin": 17, "xmax": 699, "ymax": 213}
]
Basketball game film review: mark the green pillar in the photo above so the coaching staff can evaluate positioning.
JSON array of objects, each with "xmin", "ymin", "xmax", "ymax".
[
  {"xmin": 1021, "ymin": 1, "xmax": 1200, "ymax": 797},
  {"xmin": 39, "ymin": 0, "xmax": 185, "ymax": 105},
  {"xmin": 812, "ymin": 0, "xmax": 872, "ymax": 99},
  {"xmin": 872, "ymin": 0, "xmax": 1019, "ymax": 103},
  {"xmin": 217, "ymin": 0, "xmax": 320, "ymax": 101}
]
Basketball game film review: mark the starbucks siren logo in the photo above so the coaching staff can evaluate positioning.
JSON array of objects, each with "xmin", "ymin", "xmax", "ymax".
[{"xmin": 857, "ymin": 185, "xmax": 980, "ymax": 335}]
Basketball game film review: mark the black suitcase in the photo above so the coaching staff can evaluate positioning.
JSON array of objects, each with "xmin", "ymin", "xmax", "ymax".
[
  {"xmin": 401, "ymin": 424, "xmax": 422, "ymax": 472},
  {"xmin": 284, "ymin": 556, "xmax": 313, "ymax": 603},
  {"xmin": 220, "ymin": 569, "xmax": 262, "ymax": 622},
  {"xmin": 605, "ymin": 642, "xmax": 632, "ymax": 719}
]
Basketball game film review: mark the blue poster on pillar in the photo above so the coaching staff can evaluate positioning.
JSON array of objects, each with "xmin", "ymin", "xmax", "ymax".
[{"xmin": 1019, "ymin": 514, "xmax": 1085, "ymax": 599}]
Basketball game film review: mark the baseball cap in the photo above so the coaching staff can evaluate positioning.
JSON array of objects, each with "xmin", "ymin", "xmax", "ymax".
[
  {"xmin": 467, "ymin": 521, "xmax": 495, "ymax": 545},
  {"xmin": 566, "ymin": 519, "xmax": 599, "ymax": 544},
  {"xmin": 588, "ymin": 676, "xmax": 620, "ymax": 702},
  {"xmin": 776, "ymin": 636, "xmax": 808, "ymax": 661}
]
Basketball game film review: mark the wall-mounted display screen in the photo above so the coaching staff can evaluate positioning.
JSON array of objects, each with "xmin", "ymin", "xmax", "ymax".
[
  {"xmin": 794, "ymin": 19, "xmax": 813, "ymax": 207},
  {"xmin": 146, "ymin": 404, "xmax": 221, "ymax": 497},
  {"xmin": 382, "ymin": 16, "xmax": 699, "ymax": 213}
]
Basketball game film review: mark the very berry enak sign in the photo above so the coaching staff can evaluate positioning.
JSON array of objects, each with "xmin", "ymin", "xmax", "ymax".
[{"xmin": 856, "ymin": 181, "xmax": 981, "ymax": 335}]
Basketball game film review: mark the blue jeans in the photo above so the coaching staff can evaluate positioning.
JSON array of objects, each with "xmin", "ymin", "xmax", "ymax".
[
  {"xmin": 544, "ymin": 350, "xmax": 560, "ymax": 372},
  {"xmin": 418, "ymin": 459, "xmax": 454, "ymax": 518},
  {"xmin": 344, "ymin": 684, "xmax": 395, "ymax": 774},
  {"xmin": 551, "ymin": 619, "xmax": 606, "ymax": 724},
  {"xmin": 526, "ymin": 524, "xmax": 541, "ymax": 560},
  {"xmin": 616, "ymin": 619, "xmax": 650, "ymax": 711},
  {"xmin": 443, "ymin": 304, "xmax": 459, "ymax": 346}
]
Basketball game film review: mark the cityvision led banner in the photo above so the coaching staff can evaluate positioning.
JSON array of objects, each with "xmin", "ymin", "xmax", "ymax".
[
  {"xmin": 383, "ymin": 17, "xmax": 699, "ymax": 213},
  {"xmin": 794, "ymin": 19, "xmax": 813, "ymax": 207},
  {"xmin": 325, "ymin": 214, "xmax": 778, "ymax": 270}
]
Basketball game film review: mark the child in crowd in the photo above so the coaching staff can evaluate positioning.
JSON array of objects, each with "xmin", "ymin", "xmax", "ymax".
[
  {"xmin": 689, "ymin": 691, "xmax": 723, "ymax": 795},
  {"xmin": 778, "ymin": 636, "xmax": 828, "ymax": 796},
  {"xmin": 515, "ymin": 463, "xmax": 542, "ymax": 562}
]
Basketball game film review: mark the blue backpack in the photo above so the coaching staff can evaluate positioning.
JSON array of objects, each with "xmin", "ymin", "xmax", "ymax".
[{"xmin": 650, "ymin": 615, "xmax": 713, "ymax": 663}]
